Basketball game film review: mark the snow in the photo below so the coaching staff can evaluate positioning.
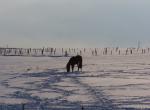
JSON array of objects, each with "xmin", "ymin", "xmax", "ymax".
[{"xmin": 0, "ymin": 54, "xmax": 150, "ymax": 109}]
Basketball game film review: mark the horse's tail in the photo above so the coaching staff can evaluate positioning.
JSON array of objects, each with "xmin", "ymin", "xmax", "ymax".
[
  {"xmin": 79, "ymin": 61, "xmax": 82, "ymax": 68},
  {"xmin": 78, "ymin": 56, "xmax": 82, "ymax": 69}
]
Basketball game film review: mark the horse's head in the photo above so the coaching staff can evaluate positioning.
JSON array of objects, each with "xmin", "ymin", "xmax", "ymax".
[{"xmin": 66, "ymin": 63, "xmax": 70, "ymax": 72}]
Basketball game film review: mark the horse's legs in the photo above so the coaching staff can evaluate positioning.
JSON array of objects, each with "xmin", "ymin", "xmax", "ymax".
[
  {"xmin": 77, "ymin": 63, "xmax": 80, "ymax": 71},
  {"xmin": 78, "ymin": 67, "xmax": 82, "ymax": 72},
  {"xmin": 72, "ymin": 65, "xmax": 74, "ymax": 72},
  {"xmin": 78, "ymin": 63, "xmax": 82, "ymax": 72}
]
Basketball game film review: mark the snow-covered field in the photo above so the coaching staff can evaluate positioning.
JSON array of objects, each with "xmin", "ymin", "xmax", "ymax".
[{"xmin": 0, "ymin": 54, "xmax": 150, "ymax": 110}]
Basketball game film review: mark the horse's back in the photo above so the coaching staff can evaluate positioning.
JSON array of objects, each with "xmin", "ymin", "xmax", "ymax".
[{"xmin": 75, "ymin": 55, "xmax": 82, "ymax": 61}]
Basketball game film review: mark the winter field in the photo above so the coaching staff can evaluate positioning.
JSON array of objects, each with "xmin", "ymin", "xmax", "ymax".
[{"xmin": 0, "ymin": 48, "xmax": 150, "ymax": 110}]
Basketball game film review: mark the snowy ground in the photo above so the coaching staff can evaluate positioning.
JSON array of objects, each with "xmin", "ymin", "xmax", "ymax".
[{"xmin": 0, "ymin": 55, "xmax": 150, "ymax": 110}]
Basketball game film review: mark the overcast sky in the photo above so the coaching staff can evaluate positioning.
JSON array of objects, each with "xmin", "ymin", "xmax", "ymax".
[{"xmin": 0, "ymin": 0, "xmax": 150, "ymax": 48}]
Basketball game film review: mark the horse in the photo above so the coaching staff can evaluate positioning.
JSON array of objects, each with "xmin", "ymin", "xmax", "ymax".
[{"xmin": 66, "ymin": 55, "xmax": 82, "ymax": 72}]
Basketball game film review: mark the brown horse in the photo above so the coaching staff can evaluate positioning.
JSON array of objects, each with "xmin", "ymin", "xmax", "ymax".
[{"xmin": 66, "ymin": 55, "xmax": 82, "ymax": 72}]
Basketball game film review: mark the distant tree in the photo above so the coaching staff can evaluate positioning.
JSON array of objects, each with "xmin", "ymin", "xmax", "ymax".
[
  {"xmin": 95, "ymin": 48, "xmax": 97, "ymax": 56},
  {"xmin": 119, "ymin": 50, "xmax": 121, "ymax": 55},
  {"xmin": 65, "ymin": 50, "xmax": 68, "ymax": 57}
]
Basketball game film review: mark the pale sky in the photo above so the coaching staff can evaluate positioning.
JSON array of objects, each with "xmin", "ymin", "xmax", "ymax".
[{"xmin": 0, "ymin": 0, "xmax": 150, "ymax": 48}]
